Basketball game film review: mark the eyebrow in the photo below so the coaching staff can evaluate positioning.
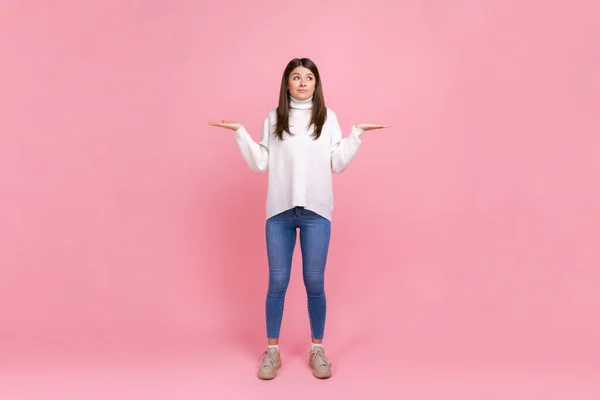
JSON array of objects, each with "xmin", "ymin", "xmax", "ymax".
[{"xmin": 291, "ymin": 72, "xmax": 314, "ymax": 76}]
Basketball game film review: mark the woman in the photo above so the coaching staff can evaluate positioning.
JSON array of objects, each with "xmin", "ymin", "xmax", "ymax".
[{"xmin": 208, "ymin": 58, "xmax": 388, "ymax": 380}]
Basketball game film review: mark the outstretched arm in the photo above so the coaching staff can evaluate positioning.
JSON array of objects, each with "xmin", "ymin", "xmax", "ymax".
[
  {"xmin": 208, "ymin": 116, "xmax": 271, "ymax": 172},
  {"xmin": 330, "ymin": 111, "xmax": 390, "ymax": 173}
]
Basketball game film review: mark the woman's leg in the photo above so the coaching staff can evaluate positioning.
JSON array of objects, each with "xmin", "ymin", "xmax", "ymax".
[
  {"xmin": 265, "ymin": 210, "xmax": 297, "ymax": 344},
  {"xmin": 297, "ymin": 209, "xmax": 331, "ymax": 342}
]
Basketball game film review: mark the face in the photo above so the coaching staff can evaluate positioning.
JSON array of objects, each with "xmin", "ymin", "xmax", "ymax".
[{"xmin": 287, "ymin": 66, "xmax": 316, "ymax": 100}]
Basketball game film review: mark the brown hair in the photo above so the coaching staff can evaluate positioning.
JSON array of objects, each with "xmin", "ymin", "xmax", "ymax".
[{"xmin": 275, "ymin": 58, "xmax": 327, "ymax": 141}]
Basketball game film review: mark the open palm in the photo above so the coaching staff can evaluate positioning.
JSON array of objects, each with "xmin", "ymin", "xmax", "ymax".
[
  {"xmin": 356, "ymin": 123, "xmax": 390, "ymax": 131},
  {"xmin": 207, "ymin": 120, "xmax": 242, "ymax": 131}
]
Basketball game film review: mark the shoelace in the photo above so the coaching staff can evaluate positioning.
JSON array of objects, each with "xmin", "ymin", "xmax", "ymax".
[
  {"xmin": 259, "ymin": 350, "xmax": 277, "ymax": 368},
  {"xmin": 308, "ymin": 349, "xmax": 332, "ymax": 367}
]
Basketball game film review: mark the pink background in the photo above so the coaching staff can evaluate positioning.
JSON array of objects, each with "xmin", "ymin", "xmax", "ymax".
[{"xmin": 1, "ymin": 0, "xmax": 599, "ymax": 398}]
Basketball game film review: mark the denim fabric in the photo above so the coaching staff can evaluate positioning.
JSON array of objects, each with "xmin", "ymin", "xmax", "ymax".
[{"xmin": 265, "ymin": 206, "xmax": 331, "ymax": 339}]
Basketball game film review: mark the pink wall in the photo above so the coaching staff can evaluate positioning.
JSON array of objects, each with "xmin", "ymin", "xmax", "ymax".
[{"xmin": 1, "ymin": 0, "xmax": 599, "ymax": 366}]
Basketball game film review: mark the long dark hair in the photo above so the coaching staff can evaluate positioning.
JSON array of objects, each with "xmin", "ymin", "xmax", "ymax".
[{"xmin": 275, "ymin": 58, "xmax": 327, "ymax": 141}]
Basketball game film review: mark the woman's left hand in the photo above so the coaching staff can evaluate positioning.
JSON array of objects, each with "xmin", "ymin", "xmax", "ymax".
[{"xmin": 355, "ymin": 123, "xmax": 390, "ymax": 131}]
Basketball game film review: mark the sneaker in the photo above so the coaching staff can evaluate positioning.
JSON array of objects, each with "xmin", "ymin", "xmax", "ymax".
[
  {"xmin": 308, "ymin": 347, "xmax": 332, "ymax": 379},
  {"xmin": 257, "ymin": 347, "xmax": 282, "ymax": 380}
]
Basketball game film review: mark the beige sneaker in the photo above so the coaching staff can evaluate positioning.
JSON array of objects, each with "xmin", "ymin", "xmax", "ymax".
[
  {"xmin": 257, "ymin": 347, "xmax": 282, "ymax": 380},
  {"xmin": 308, "ymin": 346, "xmax": 332, "ymax": 379}
]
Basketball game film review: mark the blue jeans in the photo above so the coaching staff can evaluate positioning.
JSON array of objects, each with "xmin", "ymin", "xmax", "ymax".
[{"xmin": 265, "ymin": 206, "xmax": 331, "ymax": 340}]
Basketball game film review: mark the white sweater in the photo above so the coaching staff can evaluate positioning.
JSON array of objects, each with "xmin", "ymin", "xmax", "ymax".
[{"xmin": 233, "ymin": 95, "xmax": 364, "ymax": 221}]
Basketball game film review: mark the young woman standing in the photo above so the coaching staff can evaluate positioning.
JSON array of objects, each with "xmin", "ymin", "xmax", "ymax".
[{"xmin": 208, "ymin": 58, "xmax": 389, "ymax": 379}]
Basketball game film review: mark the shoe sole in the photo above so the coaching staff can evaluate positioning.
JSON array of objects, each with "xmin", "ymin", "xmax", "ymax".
[
  {"xmin": 257, "ymin": 360, "xmax": 282, "ymax": 380},
  {"xmin": 312, "ymin": 370, "xmax": 332, "ymax": 379},
  {"xmin": 309, "ymin": 361, "xmax": 332, "ymax": 379}
]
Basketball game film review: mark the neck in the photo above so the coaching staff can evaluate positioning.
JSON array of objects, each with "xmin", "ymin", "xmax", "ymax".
[{"xmin": 289, "ymin": 95, "xmax": 313, "ymax": 110}]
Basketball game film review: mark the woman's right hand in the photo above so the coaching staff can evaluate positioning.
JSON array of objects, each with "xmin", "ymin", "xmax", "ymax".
[{"xmin": 207, "ymin": 120, "xmax": 242, "ymax": 131}]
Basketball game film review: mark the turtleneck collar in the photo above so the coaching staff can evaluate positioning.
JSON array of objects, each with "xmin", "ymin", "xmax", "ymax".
[{"xmin": 289, "ymin": 95, "xmax": 313, "ymax": 110}]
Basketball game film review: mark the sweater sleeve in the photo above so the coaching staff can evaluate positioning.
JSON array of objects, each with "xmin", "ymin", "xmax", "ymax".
[
  {"xmin": 233, "ymin": 113, "xmax": 271, "ymax": 172},
  {"xmin": 329, "ymin": 110, "xmax": 365, "ymax": 174}
]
